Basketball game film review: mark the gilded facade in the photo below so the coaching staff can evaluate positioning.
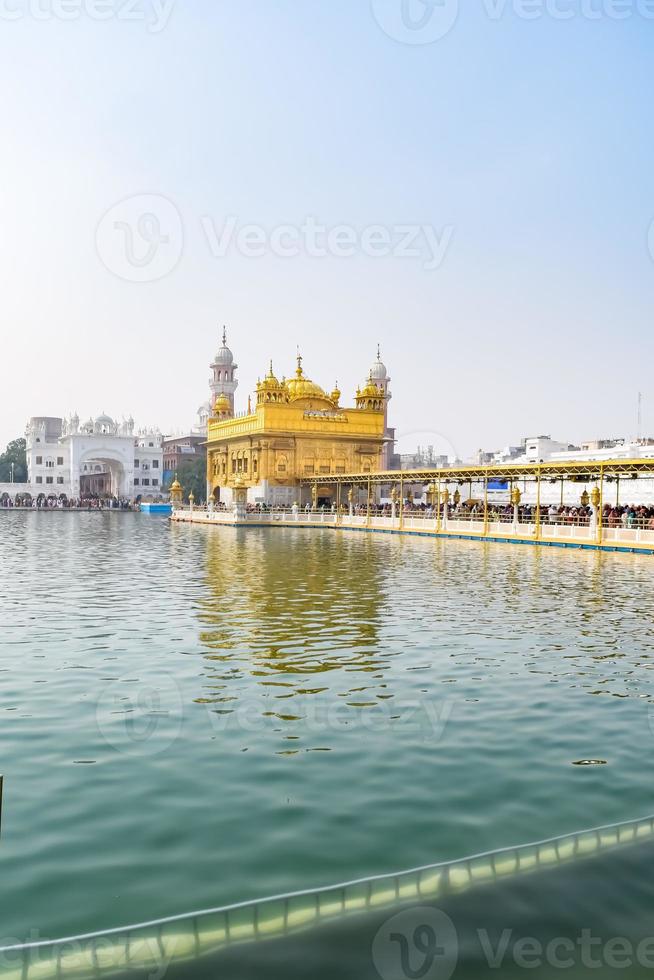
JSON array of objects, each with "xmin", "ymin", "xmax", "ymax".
[{"xmin": 205, "ymin": 334, "xmax": 393, "ymax": 507}]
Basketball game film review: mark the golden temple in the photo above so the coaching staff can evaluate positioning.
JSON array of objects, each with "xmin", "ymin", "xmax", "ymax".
[{"xmin": 205, "ymin": 336, "xmax": 394, "ymax": 507}]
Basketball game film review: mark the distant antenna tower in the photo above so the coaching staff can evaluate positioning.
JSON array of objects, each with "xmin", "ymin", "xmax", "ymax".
[{"xmin": 637, "ymin": 391, "xmax": 643, "ymax": 442}]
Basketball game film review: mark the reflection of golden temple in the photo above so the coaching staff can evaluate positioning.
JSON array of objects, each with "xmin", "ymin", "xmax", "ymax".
[
  {"xmin": 199, "ymin": 529, "xmax": 386, "ymax": 668},
  {"xmin": 206, "ymin": 346, "xmax": 394, "ymax": 509},
  {"xmin": 193, "ymin": 530, "xmax": 395, "ymax": 752}
]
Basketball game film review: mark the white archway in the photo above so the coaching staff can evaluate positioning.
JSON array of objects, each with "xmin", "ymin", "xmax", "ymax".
[{"xmin": 77, "ymin": 451, "xmax": 129, "ymax": 498}]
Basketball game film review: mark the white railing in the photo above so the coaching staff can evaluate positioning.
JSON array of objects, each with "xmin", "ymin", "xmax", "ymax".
[{"xmin": 170, "ymin": 507, "xmax": 654, "ymax": 549}]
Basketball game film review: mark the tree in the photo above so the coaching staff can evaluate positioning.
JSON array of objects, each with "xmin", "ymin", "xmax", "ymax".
[
  {"xmin": 0, "ymin": 438, "xmax": 27, "ymax": 483},
  {"xmin": 176, "ymin": 457, "xmax": 207, "ymax": 504}
]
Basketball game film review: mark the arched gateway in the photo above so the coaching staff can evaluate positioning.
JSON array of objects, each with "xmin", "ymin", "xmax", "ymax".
[{"xmin": 77, "ymin": 453, "xmax": 128, "ymax": 498}]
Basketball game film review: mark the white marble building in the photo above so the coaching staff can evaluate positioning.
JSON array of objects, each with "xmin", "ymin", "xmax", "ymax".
[{"xmin": 19, "ymin": 414, "xmax": 163, "ymax": 501}]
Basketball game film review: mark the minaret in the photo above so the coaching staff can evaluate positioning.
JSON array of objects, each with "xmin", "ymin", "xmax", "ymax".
[
  {"xmin": 369, "ymin": 346, "xmax": 395, "ymax": 469},
  {"xmin": 209, "ymin": 326, "xmax": 239, "ymax": 412}
]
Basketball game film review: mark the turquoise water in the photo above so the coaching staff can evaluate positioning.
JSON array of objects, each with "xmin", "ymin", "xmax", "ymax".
[{"xmin": 2, "ymin": 512, "xmax": 654, "ymax": 977}]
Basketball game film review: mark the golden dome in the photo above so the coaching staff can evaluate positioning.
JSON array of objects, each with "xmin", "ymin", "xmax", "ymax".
[
  {"xmin": 355, "ymin": 371, "xmax": 385, "ymax": 412},
  {"xmin": 169, "ymin": 477, "xmax": 182, "ymax": 494},
  {"xmin": 256, "ymin": 361, "xmax": 288, "ymax": 404},
  {"xmin": 330, "ymin": 381, "xmax": 341, "ymax": 405},
  {"xmin": 284, "ymin": 354, "xmax": 335, "ymax": 407},
  {"xmin": 258, "ymin": 362, "xmax": 283, "ymax": 392},
  {"xmin": 214, "ymin": 393, "xmax": 231, "ymax": 414},
  {"xmin": 358, "ymin": 373, "xmax": 383, "ymax": 399}
]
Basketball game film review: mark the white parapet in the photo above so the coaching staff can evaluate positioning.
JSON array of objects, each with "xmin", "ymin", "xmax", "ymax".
[{"xmin": 168, "ymin": 507, "xmax": 654, "ymax": 553}]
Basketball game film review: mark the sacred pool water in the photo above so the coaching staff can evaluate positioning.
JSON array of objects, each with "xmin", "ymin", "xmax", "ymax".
[{"xmin": 2, "ymin": 511, "xmax": 654, "ymax": 979}]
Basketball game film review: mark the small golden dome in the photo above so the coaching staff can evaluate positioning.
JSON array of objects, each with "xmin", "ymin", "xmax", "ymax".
[
  {"xmin": 359, "ymin": 373, "xmax": 383, "ymax": 399},
  {"xmin": 256, "ymin": 361, "xmax": 288, "ymax": 404},
  {"xmin": 214, "ymin": 393, "xmax": 231, "ymax": 414},
  {"xmin": 258, "ymin": 361, "xmax": 283, "ymax": 391},
  {"xmin": 330, "ymin": 381, "xmax": 341, "ymax": 404},
  {"xmin": 170, "ymin": 477, "xmax": 182, "ymax": 492}
]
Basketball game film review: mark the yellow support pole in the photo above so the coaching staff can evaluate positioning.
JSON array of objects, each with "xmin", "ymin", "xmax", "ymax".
[
  {"xmin": 367, "ymin": 475, "xmax": 371, "ymax": 526},
  {"xmin": 336, "ymin": 480, "xmax": 341, "ymax": 526},
  {"xmin": 597, "ymin": 465, "xmax": 604, "ymax": 544},
  {"xmin": 437, "ymin": 473, "xmax": 442, "ymax": 533},
  {"xmin": 483, "ymin": 470, "xmax": 489, "ymax": 536},
  {"xmin": 535, "ymin": 467, "xmax": 542, "ymax": 540},
  {"xmin": 399, "ymin": 474, "xmax": 404, "ymax": 530},
  {"xmin": 616, "ymin": 475, "xmax": 620, "ymax": 508}
]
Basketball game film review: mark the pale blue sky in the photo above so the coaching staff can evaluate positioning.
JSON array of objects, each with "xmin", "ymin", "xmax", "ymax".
[{"xmin": 1, "ymin": 0, "xmax": 653, "ymax": 458}]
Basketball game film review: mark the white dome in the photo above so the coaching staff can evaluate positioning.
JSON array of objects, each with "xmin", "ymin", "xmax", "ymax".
[
  {"xmin": 214, "ymin": 345, "xmax": 233, "ymax": 366},
  {"xmin": 95, "ymin": 414, "xmax": 114, "ymax": 427},
  {"xmin": 214, "ymin": 327, "xmax": 234, "ymax": 366},
  {"xmin": 370, "ymin": 348, "xmax": 388, "ymax": 380}
]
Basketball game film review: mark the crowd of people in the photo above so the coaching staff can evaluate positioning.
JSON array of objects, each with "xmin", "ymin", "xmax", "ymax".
[
  {"xmin": 354, "ymin": 500, "xmax": 654, "ymax": 530},
  {"xmin": 208, "ymin": 499, "xmax": 654, "ymax": 531},
  {"xmin": 1, "ymin": 495, "xmax": 133, "ymax": 511}
]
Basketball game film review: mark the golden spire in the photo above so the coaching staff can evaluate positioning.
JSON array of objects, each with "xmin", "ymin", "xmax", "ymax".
[{"xmin": 296, "ymin": 349, "xmax": 304, "ymax": 378}]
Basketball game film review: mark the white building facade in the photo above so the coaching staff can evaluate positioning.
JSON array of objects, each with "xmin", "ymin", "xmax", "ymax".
[{"xmin": 16, "ymin": 414, "xmax": 164, "ymax": 501}]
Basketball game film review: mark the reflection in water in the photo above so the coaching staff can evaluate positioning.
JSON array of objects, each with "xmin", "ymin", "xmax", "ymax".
[
  {"xmin": 197, "ymin": 530, "xmax": 394, "ymax": 743},
  {"xmin": 4, "ymin": 512, "xmax": 654, "ymax": 957},
  {"xmin": 193, "ymin": 527, "xmax": 654, "ymax": 752}
]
